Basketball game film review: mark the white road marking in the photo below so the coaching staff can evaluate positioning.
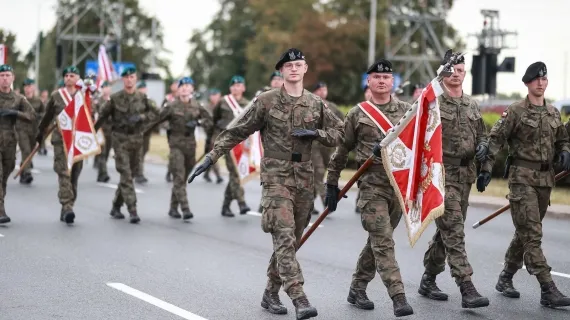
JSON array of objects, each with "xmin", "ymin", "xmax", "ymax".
[
  {"xmin": 247, "ymin": 211, "xmax": 323, "ymax": 228},
  {"xmin": 0, "ymin": 233, "xmax": 4, "ymax": 237},
  {"xmin": 107, "ymin": 283, "xmax": 208, "ymax": 320},
  {"xmin": 97, "ymin": 182, "xmax": 143, "ymax": 193},
  {"xmin": 499, "ymin": 263, "xmax": 570, "ymax": 279}
]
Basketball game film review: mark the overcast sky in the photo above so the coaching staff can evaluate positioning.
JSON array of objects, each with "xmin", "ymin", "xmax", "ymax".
[{"xmin": 2, "ymin": 0, "xmax": 569, "ymax": 100}]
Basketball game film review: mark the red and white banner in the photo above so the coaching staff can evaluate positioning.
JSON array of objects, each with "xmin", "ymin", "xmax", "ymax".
[
  {"xmin": 375, "ymin": 79, "xmax": 446, "ymax": 247},
  {"xmin": 57, "ymin": 84, "xmax": 101, "ymax": 173},
  {"xmin": 96, "ymin": 45, "xmax": 118, "ymax": 88},
  {"xmin": 0, "ymin": 44, "xmax": 6, "ymax": 65}
]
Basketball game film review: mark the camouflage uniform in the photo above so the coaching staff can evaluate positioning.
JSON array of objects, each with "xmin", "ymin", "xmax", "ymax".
[
  {"xmin": 207, "ymin": 87, "xmax": 343, "ymax": 304},
  {"xmin": 147, "ymin": 97, "xmax": 212, "ymax": 218},
  {"xmin": 163, "ymin": 93, "xmax": 176, "ymax": 182},
  {"xmin": 16, "ymin": 95, "xmax": 44, "ymax": 182},
  {"xmin": 484, "ymin": 97, "xmax": 570, "ymax": 290},
  {"xmin": 0, "ymin": 90, "xmax": 33, "ymax": 223},
  {"xmin": 95, "ymin": 98, "xmax": 113, "ymax": 182},
  {"xmin": 135, "ymin": 99, "xmax": 159, "ymax": 182},
  {"xmin": 211, "ymin": 94, "xmax": 251, "ymax": 216},
  {"xmin": 95, "ymin": 90, "xmax": 159, "ymax": 222},
  {"xmin": 203, "ymin": 100, "xmax": 223, "ymax": 183},
  {"xmin": 327, "ymin": 98, "xmax": 408, "ymax": 301}
]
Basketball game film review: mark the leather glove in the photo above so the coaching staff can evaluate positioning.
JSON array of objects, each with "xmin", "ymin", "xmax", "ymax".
[
  {"xmin": 560, "ymin": 151, "xmax": 570, "ymax": 172},
  {"xmin": 128, "ymin": 114, "xmax": 142, "ymax": 123},
  {"xmin": 372, "ymin": 143, "xmax": 381, "ymax": 157},
  {"xmin": 185, "ymin": 120, "xmax": 198, "ymax": 129},
  {"xmin": 475, "ymin": 143, "xmax": 488, "ymax": 162},
  {"xmin": 188, "ymin": 156, "xmax": 213, "ymax": 183},
  {"xmin": 324, "ymin": 183, "xmax": 347, "ymax": 212},
  {"xmin": 476, "ymin": 171, "xmax": 491, "ymax": 192},
  {"xmin": 0, "ymin": 109, "xmax": 18, "ymax": 118},
  {"xmin": 291, "ymin": 129, "xmax": 318, "ymax": 139}
]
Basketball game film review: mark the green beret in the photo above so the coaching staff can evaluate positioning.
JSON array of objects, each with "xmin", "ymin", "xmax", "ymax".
[
  {"xmin": 62, "ymin": 66, "xmax": 80, "ymax": 77},
  {"xmin": 0, "ymin": 64, "xmax": 13, "ymax": 73},
  {"xmin": 136, "ymin": 80, "xmax": 147, "ymax": 88},
  {"xmin": 121, "ymin": 67, "xmax": 137, "ymax": 77},
  {"xmin": 209, "ymin": 88, "xmax": 220, "ymax": 95},
  {"xmin": 522, "ymin": 62, "xmax": 547, "ymax": 83},
  {"xmin": 229, "ymin": 75, "xmax": 245, "ymax": 86},
  {"xmin": 23, "ymin": 78, "xmax": 35, "ymax": 86},
  {"xmin": 270, "ymin": 71, "xmax": 283, "ymax": 81}
]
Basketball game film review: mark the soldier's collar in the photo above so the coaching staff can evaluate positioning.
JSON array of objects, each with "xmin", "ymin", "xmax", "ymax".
[
  {"xmin": 279, "ymin": 86, "xmax": 310, "ymax": 106},
  {"xmin": 525, "ymin": 96, "xmax": 548, "ymax": 113}
]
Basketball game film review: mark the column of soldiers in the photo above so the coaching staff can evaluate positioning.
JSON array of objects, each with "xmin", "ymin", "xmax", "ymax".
[{"xmin": 203, "ymin": 88, "xmax": 224, "ymax": 184}]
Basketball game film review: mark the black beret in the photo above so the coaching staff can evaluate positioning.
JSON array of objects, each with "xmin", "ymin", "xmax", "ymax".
[
  {"xmin": 522, "ymin": 61, "xmax": 547, "ymax": 83},
  {"xmin": 275, "ymin": 48, "xmax": 305, "ymax": 70},
  {"xmin": 366, "ymin": 59, "xmax": 393, "ymax": 74},
  {"xmin": 313, "ymin": 81, "xmax": 326, "ymax": 91}
]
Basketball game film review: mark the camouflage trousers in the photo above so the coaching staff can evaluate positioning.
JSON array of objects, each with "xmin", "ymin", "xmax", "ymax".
[
  {"xmin": 136, "ymin": 132, "xmax": 151, "ymax": 177},
  {"xmin": 53, "ymin": 142, "xmax": 83, "ymax": 212},
  {"xmin": 423, "ymin": 182, "xmax": 473, "ymax": 284},
  {"xmin": 311, "ymin": 143, "xmax": 333, "ymax": 206},
  {"xmin": 351, "ymin": 183, "xmax": 405, "ymax": 298},
  {"xmin": 223, "ymin": 152, "xmax": 245, "ymax": 207},
  {"xmin": 17, "ymin": 125, "xmax": 35, "ymax": 174},
  {"xmin": 168, "ymin": 145, "xmax": 196, "ymax": 211},
  {"xmin": 112, "ymin": 132, "xmax": 142, "ymax": 213},
  {"xmin": 503, "ymin": 183, "xmax": 553, "ymax": 284},
  {"xmin": 262, "ymin": 183, "xmax": 313, "ymax": 300},
  {"xmin": 0, "ymin": 141, "xmax": 17, "ymax": 215},
  {"xmin": 97, "ymin": 129, "xmax": 112, "ymax": 176}
]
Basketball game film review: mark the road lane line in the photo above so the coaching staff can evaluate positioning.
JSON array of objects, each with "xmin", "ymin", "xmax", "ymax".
[
  {"xmin": 0, "ymin": 233, "xmax": 4, "ymax": 237},
  {"xmin": 499, "ymin": 263, "xmax": 570, "ymax": 279},
  {"xmin": 107, "ymin": 283, "xmax": 208, "ymax": 320},
  {"xmin": 97, "ymin": 182, "xmax": 143, "ymax": 193},
  {"xmin": 247, "ymin": 211, "xmax": 323, "ymax": 228}
]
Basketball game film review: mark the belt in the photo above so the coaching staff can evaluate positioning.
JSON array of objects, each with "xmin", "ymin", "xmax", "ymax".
[
  {"xmin": 264, "ymin": 151, "xmax": 310, "ymax": 162},
  {"xmin": 113, "ymin": 127, "xmax": 139, "ymax": 134},
  {"xmin": 358, "ymin": 162, "xmax": 384, "ymax": 172},
  {"xmin": 443, "ymin": 156, "xmax": 472, "ymax": 167},
  {"xmin": 512, "ymin": 159, "xmax": 552, "ymax": 171}
]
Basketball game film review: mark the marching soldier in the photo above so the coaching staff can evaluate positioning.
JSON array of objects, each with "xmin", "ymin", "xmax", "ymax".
[
  {"xmin": 163, "ymin": 79, "xmax": 178, "ymax": 182},
  {"xmin": 36, "ymin": 66, "xmax": 84, "ymax": 224},
  {"xmin": 94, "ymin": 67, "xmax": 159, "ymax": 224},
  {"xmin": 144, "ymin": 77, "xmax": 212, "ymax": 219},
  {"xmin": 354, "ymin": 85, "xmax": 372, "ymax": 214},
  {"xmin": 95, "ymin": 81, "xmax": 113, "ymax": 182},
  {"xmin": 189, "ymin": 47, "xmax": 343, "ymax": 320},
  {"xmin": 419, "ymin": 52, "xmax": 490, "ymax": 308},
  {"xmin": 311, "ymin": 81, "xmax": 344, "ymax": 214},
  {"xmin": 17, "ymin": 78, "xmax": 45, "ymax": 184},
  {"xmin": 479, "ymin": 62, "xmax": 570, "ymax": 308},
  {"xmin": 135, "ymin": 80, "xmax": 158, "ymax": 184},
  {"xmin": 325, "ymin": 59, "xmax": 413, "ymax": 317},
  {"xmin": 0, "ymin": 64, "xmax": 33, "ymax": 224},
  {"xmin": 203, "ymin": 88, "xmax": 224, "ymax": 184},
  {"xmin": 208, "ymin": 75, "xmax": 251, "ymax": 217}
]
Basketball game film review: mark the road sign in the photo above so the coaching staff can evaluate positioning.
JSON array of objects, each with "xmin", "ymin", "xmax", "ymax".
[{"xmin": 85, "ymin": 60, "xmax": 136, "ymax": 77}]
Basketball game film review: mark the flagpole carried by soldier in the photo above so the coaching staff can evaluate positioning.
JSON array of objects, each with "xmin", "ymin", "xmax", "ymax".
[
  {"xmin": 325, "ymin": 59, "xmax": 413, "ymax": 317},
  {"xmin": 143, "ymin": 76, "xmax": 212, "ymax": 220},
  {"xmin": 135, "ymin": 80, "xmax": 158, "ymax": 184},
  {"xmin": 418, "ymin": 51, "xmax": 490, "ymax": 309},
  {"xmin": 353, "ymin": 84, "xmax": 372, "ymax": 214},
  {"xmin": 0, "ymin": 64, "xmax": 33, "ymax": 224},
  {"xmin": 94, "ymin": 81, "xmax": 113, "ymax": 183},
  {"xmin": 478, "ymin": 61, "xmax": 570, "ymax": 308},
  {"xmin": 188, "ymin": 48, "xmax": 344, "ymax": 320},
  {"xmin": 203, "ymin": 88, "xmax": 224, "ymax": 184},
  {"xmin": 207, "ymin": 75, "xmax": 252, "ymax": 217},
  {"xmin": 94, "ymin": 67, "xmax": 159, "ymax": 224}
]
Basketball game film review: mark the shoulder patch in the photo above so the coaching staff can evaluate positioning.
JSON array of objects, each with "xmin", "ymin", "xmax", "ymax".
[
  {"xmin": 323, "ymin": 102, "xmax": 328, "ymax": 109},
  {"xmin": 501, "ymin": 110, "xmax": 507, "ymax": 118}
]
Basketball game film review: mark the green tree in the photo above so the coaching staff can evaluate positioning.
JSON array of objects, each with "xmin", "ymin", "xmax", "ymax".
[{"xmin": 0, "ymin": 29, "xmax": 31, "ymax": 90}]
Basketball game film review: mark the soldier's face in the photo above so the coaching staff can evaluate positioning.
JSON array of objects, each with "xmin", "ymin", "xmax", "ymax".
[
  {"xmin": 314, "ymin": 87, "xmax": 328, "ymax": 99},
  {"xmin": 123, "ymin": 74, "xmax": 137, "ymax": 89},
  {"xmin": 102, "ymin": 86, "xmax": 111, "ymax": 96},
  {"xmin": 170, "ymin": 83, "xmax": 178, "ymax": 93},
  {"xmin": 230, "ymin": 83, "xmax": 245, "ymax": 96},
  {"xmin": 209, "ymin": 93, "xmax": 221, "ymax": 105},
  {"xmin": 138, "ymin": 87, "xmax": 147, "ymax": 94},
  {"xmin": 64, "ymin": 73, "xmax": 78, "ymax": 87},
  {"xmin": 526, "ymin": 76, "xmax": 548, "ymax": 97},
  {"xmin": 178, "ymin": 84, "xmax": 193, "ymax": 96},
  {"xmin": 0, "ymin": 71, "xmax": 13, "ymax": 90},
  {"xmin": 367, "ymin": 73, "xmax": 393, "ymax": 95},
  {"xmin": 270, "ymin": 77, "xmax": 283, "ymax": 88},
  {"xmin": 280, "ymin": 61, "xmax": 308, "ymax": 83},
  {"xmin": 364, "ymin": 88, "xmax": 372, "ymax": 101},
  {"xmin": 443, "ymin": 63, "xmax": 466, "ymax": 88},
  {"xmin": 41, "ymin": 90, "xmax": 48, "ymax": 101},
  {"xmin": 24, "ymin": 84, "xmax": 35, "ymax": 97}
]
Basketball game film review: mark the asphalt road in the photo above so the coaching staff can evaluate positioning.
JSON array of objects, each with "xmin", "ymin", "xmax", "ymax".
[{"xmin": 1, "ymin": 153, "xmax": 570, "ymax": 320}]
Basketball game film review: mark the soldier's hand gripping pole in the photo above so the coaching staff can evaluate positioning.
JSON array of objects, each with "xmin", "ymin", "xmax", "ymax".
[
  {"xmin": 472, "ymin": 170, "xmax": 570, "ymax": 229},
  {"xmin": 14, "ymin": 123, "xmax": 56, "ymax": 179}
]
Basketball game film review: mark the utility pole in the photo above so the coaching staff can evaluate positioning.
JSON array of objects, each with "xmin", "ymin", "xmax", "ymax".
[
  {"xmin": 35, "ymin": 3, "xmax": 41, "ymax": 90},
  {"xmin": 151, "ymin": 17, "xmax": 157, "ymax": 70},
  {"xmin": 368, "ymin": 0, "xmax": 377, "ymax": 66}
]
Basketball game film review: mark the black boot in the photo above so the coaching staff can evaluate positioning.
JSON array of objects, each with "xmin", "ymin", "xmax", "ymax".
[
  {"xmin": 182, "ymin": 209, "xmax": 194, "ymax": 220},
  {"xmin": 110, "ymin": 207, "xmax": 125, "ymax": 219},
  {"xmin": 311, "ymin": 208, "xmax": 319, "ymax": 215},
  {"xmin": 495, "ymin": 270, "xmax": 520, "ymax": 298},
  {"xmin": 459, "ymin": 281, "xmax": 489, "ymax": 308},
  {"xmin": 168, "ymin": 208, "xmax": 182, "ymax": 219},
  {"xmin": 418, "ymin": 272, "xmax": 449, "ymax": 301},
  {"xmin": 238, "ymin": 202, "xmax": 250, "ymax": 215},
  {"xmin": 540, "ymin": 281, "xmax": 570, "ymax": 308},
  {"xmin": 62, "ymin": 211, "xmax": 75, "ymax": 224},
  {"xmin": 392, "ymin": 293, "xmax": 414, "ymax": 317},
  {"xmin": 97, "ymin": 173, "xmax": 110, "ymax": 183},
  {"xmin": 221, "ymin": 206, "xmax": 235, "ymax": 217},
  {"xmin": 135, "ymin": 175, "xmax": 148, "ymax": 184},
  {"xmin": 129, "ymin": 211, "xmax": 140, "ymax": 224},
  {"xmin": 292, "ymin": 296, "xmax": 318, "ymax": 320},
  {"xmin": 19, "ymin": 172, "xmax": 33, "ymax": 184},
  {"xmin": 203, "ymin": 175, "xmax": 212, "ymax": 183},
  {"xmin": 0, "ymin": 213, "xmax": 11, "ymax": 224},
  {"xmin": 216, "ymin": 176, "xmax": 224, "ymax": 184},
  {"xmin": 260, "ymin": 289, "xmax": 287, "ymax": 315},
  {"xmin": 347, "ymin": 288, "xmax": 374, "ymax": 310}
]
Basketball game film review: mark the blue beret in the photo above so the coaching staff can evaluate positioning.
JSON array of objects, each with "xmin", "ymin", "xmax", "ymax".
[
  {"xmin": 0, "ymin": 64, "xmax": 13, "ymax": 73},
  {"xmin": 121, "ymin": 67, "xmax": 137, "ymax": 77},
  {"xmin": 229, "ymin": 75, "xmax": 245, "ymax": 86},
  {"xmin": 178, "ymin": 77, "xmax": 194, "ymax": 87}
]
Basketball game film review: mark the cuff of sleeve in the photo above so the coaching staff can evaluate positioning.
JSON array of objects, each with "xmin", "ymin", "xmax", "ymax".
[
  {"xmin": 481, "ymin": 162, "xmax": 493, "ymax": 173},
  {"xmin": 326, "ymin": 171, "xmax": 340, "ymax": 186},
  {"xmin": 208, "ymin": 150, "xmax": 222, "ymax": 163},
  {"xmin": 562, "ymin": 145, "xmax": 570, "ymax": 154}
]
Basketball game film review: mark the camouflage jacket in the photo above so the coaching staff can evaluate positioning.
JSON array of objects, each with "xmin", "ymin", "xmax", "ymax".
[
  {"xmin": 208, "ymin": 86, "xmax": 344, "ymax": 188},
  {"xmin": 0, "ymin": 91, "xmax": 33, "ymax": 144},
  {"xmin": 94, "ymin": 97, "xmax": 112, "ymax": 132},
  {"xmin": 327, "ymin": 98, "xmax": 409, "ymax": 191},
  {"xmin": 95, "ymin": 90, "xmax": 159, "ymax": 135},
  {"xmin": 482, "ymin": 97, "xmax": 570, "ymax": 187},
  {"xmin": 211, "ymin": 94, "xmax": 250, "ymax": 133},
  {"xmin": 38, "ymin": 88, "xmax": 78, "ymax": 144},
  {"xmin": 439, "ymin": 92, "xmax": 488, "ymax": 184},
  {"xmin": 27, "ymin": 96, "xmax": 45, "ymax": 123}
]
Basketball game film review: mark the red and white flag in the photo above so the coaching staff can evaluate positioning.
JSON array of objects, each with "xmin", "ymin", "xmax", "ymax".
[
  {"xmin": 96, "ymin": 45, "xmax": 118, "ymax": 88},
  {"xmin": 379, "ymin": 79, "xmax": 446, "ymax": 247},
  {"xmin": 57, "ymin": 83, "xmax": 101, "ymax": 173}
]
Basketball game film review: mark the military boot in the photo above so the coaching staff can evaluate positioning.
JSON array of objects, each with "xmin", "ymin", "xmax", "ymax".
[
  {"xmin": 418, "ymin": 272, "xmax": 449, "ymax": 301},
  {"xmin": 203, "ymin": 174, "xmax": 212, "ymax": 183},
  {"xmin": 129, "ymin": 211, "xmax": 141, "ymax": 224},
  {"xmin": 260, "ymin": 289, "xmax": 287, "ymax": 315},
  {"xmin": 311, "ymin": 208, "xmax": 319, "ymax": 215},
  {"xmin": 97, "ymin": 173, "xmax": 110, "ymax": 183},
  {"xmin": 392, "ymin": 293, "xmax": 414, "ymax": 317},
  {"xmin": 182, "ymin": 209, "xmax": 194, "ymax": 220},
  {"xmin": 292, "ymin": 296, "xmax": 318, "ymax": 320},
  {"xmin": 19, "ymin": 172, "xmax": 33, "ymax": 184},
  {"xmin": 168, "ymin": 208, "xmax": 182, "ymax": 219},
  {"xmin": 459, "ymin": 281, "xmax": 489, "ymax": 308},
  {"xmin": 0, "ymin": 212, "xmax": 11, "ymax": 224},
  {"xmin": 110, "ymin": 207, "xmax": 125, "ymax": 219},
  {"xmin": 221, "ymin": 206, "xmax": 235, "ymax": 217},
  {"xmin": 216, "ymin": 176, "xmax": 224, "ymax": 184},
  {"xmin": 347, "ymin": 288, "xmax": 375, "ymax": 310},
  {"xmin": 495, "ymin": 270, "xmax": 520, "ymax": 298},
  {"xmin": 238, "ymin": 202, "xmax": 250, "ymax": 215},
  {"xmin": 61, "ymin": 211, "xmax": 75, "ymax": 224},
  {"xmin": 135, "ymin": 175, "xmax": 148, "ymax": 184},
  {"xmin": 540, "ymin": 281, "xmax": 570, "ymax": 308}
]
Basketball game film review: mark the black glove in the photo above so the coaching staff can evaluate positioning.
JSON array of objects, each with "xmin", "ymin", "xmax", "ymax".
[
  {"xmin": 324, "ymin": 183, "xmax": 347, "ymax": 212},
  {"xmin": 128, "ymin": 114, "xmax": 142, "ymax": 123},
  {"xmin": 372, "ymin": 143, "xmax": 381, "ymax": 157},
  {"xmin": 186, "ymin": 120, "xmax": 198, "ymax": 129},
  {"xmin": 188, "ymin": 156, "xmax": 213, "ymax": 183},
  {"xmin": 0, "ymin": 109, "xmax": 18, "ymax": 118},
  {"xmin": 475, "ymin": 143, "xmax": 488, "ymax": 162},
  {"xmin": 476, "ymin": 171, "xmax": 491, "ymax": 192},
  {"xmin": 291, "ymin": 129, "xmax": 318, "ymax": 139},
  {"xmin": 560, "ymin": 151, "xmax": 570, "ymax": 172}
]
